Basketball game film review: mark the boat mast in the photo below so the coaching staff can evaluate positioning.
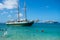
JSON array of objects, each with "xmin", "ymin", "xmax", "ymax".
[
  {"xmin": 18, "ymin": 0, "xmax": 20, "ymax": 22},
  {"xmin": 24, "ymin": 1, "xmax": 27, "ymax": 21}
]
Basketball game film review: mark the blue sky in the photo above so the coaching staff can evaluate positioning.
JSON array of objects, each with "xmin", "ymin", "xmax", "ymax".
[{"xmin": 0, "ymin": 0, "xmax": 60, "ymax": 23}]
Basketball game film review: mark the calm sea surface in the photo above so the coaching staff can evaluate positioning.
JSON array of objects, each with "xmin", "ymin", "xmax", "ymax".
[{"xmin": 0, "ymin": 23, "xmax": 60, "ymax": 40}]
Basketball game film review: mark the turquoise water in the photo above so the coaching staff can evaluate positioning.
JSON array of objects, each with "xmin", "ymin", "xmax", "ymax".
[{"xmin": 0, "ymin": 23, "xmax": 60, "ymax": 40}]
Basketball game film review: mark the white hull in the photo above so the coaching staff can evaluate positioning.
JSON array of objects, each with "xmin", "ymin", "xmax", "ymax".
[{"xmin": 6, "ymin": 21, "xmax": 34, "ymax": 26}]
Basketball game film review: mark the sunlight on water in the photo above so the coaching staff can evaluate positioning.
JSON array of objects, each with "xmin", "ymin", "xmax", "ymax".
[{"xmin": 0, "ymin": 23, "xmax": 60, "ymax": 40}]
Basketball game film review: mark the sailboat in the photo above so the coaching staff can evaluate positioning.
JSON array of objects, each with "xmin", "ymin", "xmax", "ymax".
[{"xmin": 6, "ymin": 1, "xmax": 34, "ymax": 26}]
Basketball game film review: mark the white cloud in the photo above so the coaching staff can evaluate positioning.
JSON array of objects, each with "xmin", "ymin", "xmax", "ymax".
[
  {"xmin": 0, "ymin": 3, "xmax": 4, "ymax": 10},
  {"xmin": 1, "ymin": 11, "xmax": 8, "ymax": 15},
  {"xmin": 19, "ymin": 13, "xmax": 23, "ymax": 17},
  {"xmin": 8, "ymin": 15, "xmax": 12, "ymax": 18},
  {"xmin": 3, "ymin": 11, "xmax": 8, "ymax": 13},
  {"xmin": 16, "ymin": 13, "xmax": 23, "ymax": 18},
  {"xmin": 7, "ymin": 15, "xmax": 14, "ymax": 21},
  {"xmin": 0, "ymin": 0, "xmax": 18, "ymax": 9}
]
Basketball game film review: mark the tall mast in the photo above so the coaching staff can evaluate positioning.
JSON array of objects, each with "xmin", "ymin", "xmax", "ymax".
[
  {"xmin": 24, "ymin": 1, "xmax": 27, "ymax": 21},
  {"xmin": 18, "ymin": 0, "xmax": 20, "ymax": 21}
]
